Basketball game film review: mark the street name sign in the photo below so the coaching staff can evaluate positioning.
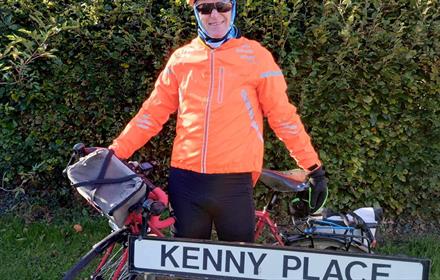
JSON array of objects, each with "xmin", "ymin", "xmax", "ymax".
[{"xmin": 129, "ymin": 236, "xmax": 430, "ymax": 280}]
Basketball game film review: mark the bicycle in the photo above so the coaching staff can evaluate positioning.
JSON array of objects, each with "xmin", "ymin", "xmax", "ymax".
[
  {"xmin": 62, "ymin": 144, "xmax": 380, "ymax": 280},
  {"xmin": 255, "ymin": 169, "xmax": 380, "ymax": 253}
]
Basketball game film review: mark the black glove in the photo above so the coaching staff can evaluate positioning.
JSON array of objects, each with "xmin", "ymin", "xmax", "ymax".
[{"xmin": 308, "ymin": 166, "xmax": 328, "ymax": 213}]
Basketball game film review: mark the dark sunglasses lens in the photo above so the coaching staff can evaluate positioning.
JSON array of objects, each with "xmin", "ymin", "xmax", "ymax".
[
  {"xmin": 196, "ymin": 2, "xmax": 232, "ymax": 14},
  {"xmin": 196, "ymin": 3, "xmax": 214, "ymax": 14},
  {"xmin": 215, "ymin": 2, "xmax": 232, "ymax": 13}
]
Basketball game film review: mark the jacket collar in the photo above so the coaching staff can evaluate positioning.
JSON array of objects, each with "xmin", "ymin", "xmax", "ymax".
[{"xmin": 194, "ymin": 36, "xmax": 245, "ymax": 51}]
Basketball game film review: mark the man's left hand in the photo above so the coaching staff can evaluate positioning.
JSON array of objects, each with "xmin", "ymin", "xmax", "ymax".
[{"xmin": 309, "ymin": 166, "xmax": 328, "ymax": 213}]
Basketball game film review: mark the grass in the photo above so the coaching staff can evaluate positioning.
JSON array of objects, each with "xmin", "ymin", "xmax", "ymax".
[
  {"xmin": 0, "ymin": 214, "xmax": 439, "ymax": 279},
  {"xmin": 377, "ymin": 236, "xmax": 440, "ymax": 280},
  {"xmin": 0, "ymin": 214, "xmax": 109, "ymax": 280}
]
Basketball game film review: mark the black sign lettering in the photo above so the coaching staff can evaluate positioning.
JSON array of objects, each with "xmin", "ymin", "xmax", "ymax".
[
  {"xmin": 161, "ymin": 245, "xmax": 179, "ymax": 268},
  {"xmin": 248, "ymin": 252, "xmax": 267, "ymax": 275},
  {"xmin": 345, "ymin": 261, "xmax": 367, "ymax": 280},
  {"xmin": 225, "ymin": 250, "xmax": 245, "ymax": 273},
  {"xmin": 202, "ymin": 248, "xmax": 222, "ymax": 271},
  {"xmin": 372, "ymin": 263, "xmax": 391, "ymax": 280},
  {"xmin": 303, "ymin": 257, "xmax": 320, "ymax": 280},
  {"xmin": 282, "ymin": 255, "xmax": 301, "ymax": 278},
  {"xmin": 323, "ymin": 260, "xmax": 343, "ymax": 280},
  {"xmin": 182, "ymin": 246, "xmax": 199, "ymax": 269}
]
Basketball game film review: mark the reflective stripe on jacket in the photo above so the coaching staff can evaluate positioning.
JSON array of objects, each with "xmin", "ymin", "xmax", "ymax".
[{"xmin": 109, "ymin": 37, "xmax": 321, "ymax": 175}]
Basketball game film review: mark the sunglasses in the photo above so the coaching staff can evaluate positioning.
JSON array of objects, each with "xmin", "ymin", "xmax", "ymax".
[{"xmin": 195, "ymin": 2, "xmax": 233, "ymax": 15}]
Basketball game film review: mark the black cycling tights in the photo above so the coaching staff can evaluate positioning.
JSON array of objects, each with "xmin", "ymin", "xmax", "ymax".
[{"xmin": 167, "ymin": 167, "xmax": 255, "ymax": 242}]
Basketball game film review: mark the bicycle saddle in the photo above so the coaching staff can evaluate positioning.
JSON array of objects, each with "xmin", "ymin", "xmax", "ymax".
[{"xmin": 259, "ymin": 169, "xmax": 309, "ymax": 193}]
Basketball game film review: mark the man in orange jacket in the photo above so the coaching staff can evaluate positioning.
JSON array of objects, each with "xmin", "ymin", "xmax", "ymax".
[{"xmin": 110, "ymin": 0, "xmax": 327, "ymax": 242}]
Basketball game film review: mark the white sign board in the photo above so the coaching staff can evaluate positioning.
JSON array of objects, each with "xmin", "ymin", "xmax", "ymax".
[{"xmin": 129, "ymin": 237, "xmax": 430, "ymax": 280}]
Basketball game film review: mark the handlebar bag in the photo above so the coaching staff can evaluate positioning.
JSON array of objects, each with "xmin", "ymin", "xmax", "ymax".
[{"xmin": 66, "ymin": 148, "xmax": 146, "ymax": 228}]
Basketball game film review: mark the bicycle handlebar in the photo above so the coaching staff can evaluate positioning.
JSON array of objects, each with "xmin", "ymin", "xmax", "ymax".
[{"xmin": 147, "ymin": 187, "xmax": 175, "ymax": 230}]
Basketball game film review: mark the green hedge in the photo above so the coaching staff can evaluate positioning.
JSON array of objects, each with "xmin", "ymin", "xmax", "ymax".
[{"xmin": 1, "ymin": 0, "xmax": 439, "ymax": 220}]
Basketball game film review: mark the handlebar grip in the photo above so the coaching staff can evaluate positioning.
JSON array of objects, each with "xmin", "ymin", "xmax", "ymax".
[
  {"xmin": 72, "ymin": 143, "xmax": 98, "ymax": 157},
  {"xmin": 73, "ymin": 143, "xmax": 86, "ymax": 156},
  {"xmin": 148, "ymin": 186, "xmax": 169, "ymax": 205}
]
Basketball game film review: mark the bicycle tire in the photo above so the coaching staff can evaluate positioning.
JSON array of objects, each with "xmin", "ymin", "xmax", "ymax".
[
  {"xmin": 62, "ymin": 228, "xmax": 142, "ymax": 280},
  {"xmin": 287, "ymin": 236, "xmax": 370, "ymax": 253}
]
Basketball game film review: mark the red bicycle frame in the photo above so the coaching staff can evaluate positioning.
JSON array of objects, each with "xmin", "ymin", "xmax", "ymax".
[
  {"xmin": 93, "ymin": 186, "xmax": 175, "ymax": 280},
  {"xmin": 255, "ymin": 209, "xmax": 285, "ymax": 246}
]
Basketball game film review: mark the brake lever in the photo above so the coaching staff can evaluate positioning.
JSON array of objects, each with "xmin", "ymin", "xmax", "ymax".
[{"xmin": 62, "ymin": 151, "xmax": 78, "ymax": 178}]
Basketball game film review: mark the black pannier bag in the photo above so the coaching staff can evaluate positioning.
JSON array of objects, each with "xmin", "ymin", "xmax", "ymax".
[{"xmin": 66, "ymin": 148, "xmax": 146, "ymax": 228}]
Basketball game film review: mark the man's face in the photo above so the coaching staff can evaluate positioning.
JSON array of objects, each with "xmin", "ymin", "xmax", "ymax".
[{"xmin": 195, "ymin": 0, "xmax": 233, "ymax": 39}]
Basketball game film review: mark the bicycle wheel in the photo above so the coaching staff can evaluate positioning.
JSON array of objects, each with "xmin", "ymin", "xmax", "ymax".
[
  {"xmin": 63, "ymin": 228, "xmax": 142, "ymax": 280},
  {"xmin": 286, "ymin": 236, "xmax": 370, "ymax": 253}
]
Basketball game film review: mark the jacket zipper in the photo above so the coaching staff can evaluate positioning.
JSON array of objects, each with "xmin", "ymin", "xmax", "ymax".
[{"xmin": 201, "ymin": 50, "xmax": 215, "ymax": 173}]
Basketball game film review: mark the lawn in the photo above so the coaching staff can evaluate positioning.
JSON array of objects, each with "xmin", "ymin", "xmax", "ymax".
[{"xmin": 0, "ymin": 214, "xmax": 108, "ymax": 279}]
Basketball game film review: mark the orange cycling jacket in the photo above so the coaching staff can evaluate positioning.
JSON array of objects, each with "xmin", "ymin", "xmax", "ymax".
[{"xmin": 109, "ymin": 36, "xmax": 321, "ymax": 178}]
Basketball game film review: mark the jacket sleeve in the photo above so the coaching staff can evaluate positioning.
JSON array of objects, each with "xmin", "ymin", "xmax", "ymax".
[
  {"xmin": 256, "ymin": 49, "xmax": 321, "ymax": 171},
  {"xmin": 109, "ymin": 59, "xmax": 179, "ymax": 159}
]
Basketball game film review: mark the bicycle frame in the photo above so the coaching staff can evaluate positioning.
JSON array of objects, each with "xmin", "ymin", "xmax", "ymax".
[{"xmin": 255, "ymin": 209, "xmax": 284, "ymax": 245}]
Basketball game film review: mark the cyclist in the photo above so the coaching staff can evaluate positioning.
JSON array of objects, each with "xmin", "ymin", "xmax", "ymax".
[{"xmin": 109, "ymin": 0, "xmax": 327, "ymax": 243}]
